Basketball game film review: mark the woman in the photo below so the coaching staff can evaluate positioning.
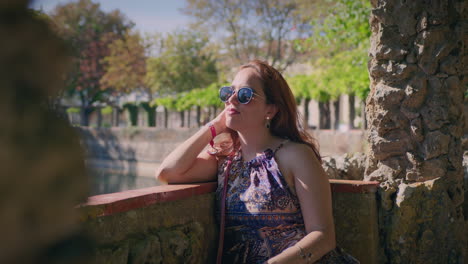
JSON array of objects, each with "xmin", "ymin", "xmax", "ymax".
[{"xmin": 156, "ymin": 60, "xmax": 358, "ymax": 263}]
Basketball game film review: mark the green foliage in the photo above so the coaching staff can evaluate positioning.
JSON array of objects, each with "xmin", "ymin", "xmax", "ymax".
[
  {"xmin": 150, "ymin": 82, "xmax": 224, "ymax": 112},
  {"xmin": 287, "ymin": 73, "xmax": 331, "ymax": 103},
  {"xmin": 145, "ymin": 30, "xmax": 218, "ymax": 95},
  {"xmin": 309, "ymin": 0, "xmax": 371, "ymax": 55},
  {"xmin": 297, "ymin": 0, "xmax": 371, "ymax": 100},
  {"xmin": 326, "ymin": 47, "xmax": 369, "ymax": 99},
  {"xmin": 101, "ymin": 30, "xmax": 148, "ymax": 93},
  {"xmin": 152, "ymin": 97, "xmax": 177, "ymax": 110},
  {"xmin": 101, "ymin": 105, "xmax": 113, "ymax": 115},
  {"xmin": 288, "ymin": 74, "xmax": 312, "ymax": 103},
  {"xmin": 184, "ymin": 83, "xmax": 224, "ymax": 108},
  {"xmin": 66, "ymin": 107, "xmax": 81, "ymax": 114},
  {"xmin": 49, "ymin": 0, "xmax": 134, "ymax": 107}
]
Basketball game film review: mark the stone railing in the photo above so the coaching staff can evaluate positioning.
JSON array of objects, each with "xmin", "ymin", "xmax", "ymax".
[{"xmin": 77, "ymin": 179, "xmax": 379, "ymax": 264}]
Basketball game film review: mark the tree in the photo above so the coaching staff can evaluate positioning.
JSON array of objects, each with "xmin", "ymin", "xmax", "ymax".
[
  {"xmin": 287, "ymin": 75, "xmax": 313, "ymax": 128},
  {"xmin": 317, "ymin": 47, "xmax": 369, "ymax": 129},
  {"xmin": 152, "ymin": 97, "xmax": 177, "ymax": 128},
  {"xmin": 101, "ymin": 30, "xmax": 148, "ymax": 95},
  {"xmin": 303, "ymin": 0, "xmax": 371, "ymax": 129},
  {"xmin": 146, "ymin": 29, "xmax": 218, "ymax": 95},
  {"xmin": 183, "ymin": 0, "xmax": 316, "ymax": 72},
  {"xmin": 184, "ymin": 83, "xmax": 224, "ymax": 126},
  {"xmin": 49, "ymin": 0, "xmax": 134, "ymax": 126},
  {"xmin": 101, "ymin": 30, "xmax": 156, "ymax": 126}
]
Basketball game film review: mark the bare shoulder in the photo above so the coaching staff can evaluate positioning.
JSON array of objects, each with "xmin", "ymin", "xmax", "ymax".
[
  {"xmin": 277, "ymin": 141, "xmax": 320, "ymax": 164},
  {"xmin": 276, "ymin": 141, "xmax": 323, "ymax": 181}
]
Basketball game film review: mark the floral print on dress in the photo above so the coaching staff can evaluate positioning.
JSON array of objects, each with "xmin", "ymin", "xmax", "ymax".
[
  {"xmin": 216, "ymin": 142, "xmax": 360, "ymax": 264},
  {"xmin": 216, "ymin": 143, "xmax": 306, "ymax": 264}
]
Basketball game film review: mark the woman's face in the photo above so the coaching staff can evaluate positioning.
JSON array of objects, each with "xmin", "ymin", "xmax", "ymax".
[{"xmin": 224, "ymin": 68, "xmax": 275, "ymax": 132}]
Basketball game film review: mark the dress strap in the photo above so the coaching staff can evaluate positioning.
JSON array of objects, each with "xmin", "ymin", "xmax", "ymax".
[{"xmin": 273, "ymin": 139, "xmax": 289, "ymax": 154}]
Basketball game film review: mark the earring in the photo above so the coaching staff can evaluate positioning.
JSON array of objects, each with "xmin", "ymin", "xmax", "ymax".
[{"xmin": 265, "ymin": 116, "xmax": 271, "ymax": 129}]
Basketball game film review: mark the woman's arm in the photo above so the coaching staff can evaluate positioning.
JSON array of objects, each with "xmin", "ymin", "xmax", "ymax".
[
  {"xmin": 156, "ymin": 109, "xmax": 227, "ymax": 184},
  {"xmin": 267, "ymin": 143, "xmax": 336, "ymax": 263}
]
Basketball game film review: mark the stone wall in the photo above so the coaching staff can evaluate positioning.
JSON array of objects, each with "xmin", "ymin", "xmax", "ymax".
[
  {"xmin": 78, "ymin": 180, "xmax": 380, "ymax": 264},
  {"xmin": 78, "ymin": 127, "xmax": 368, "ymax": 195},
  {"xmin": 78, "ymin": 127, "xmax": 366, "ymax": 177},
  {"xmin": 330, "ymin": 180, "xmax": 380, "ymax": 264},
  {"xmin": 366, "ymin": 0, "xmax": 466, "ymax": 262},
  {"xmin": 78, "ymin": 183, "xmax": 218, "ymax": 264}
]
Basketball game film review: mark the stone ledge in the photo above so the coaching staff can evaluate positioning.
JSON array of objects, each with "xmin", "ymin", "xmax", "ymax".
[
  {"xmin": 330, "ymin": 179, "xmax": 379, "ymax": 193},
  {"xmin": 79, "ymin": 180, "xmax": 378, "ymax": 218},
  {"xmin": 78, "ymin": 182, "xmax": 217, "ymax": 218}
]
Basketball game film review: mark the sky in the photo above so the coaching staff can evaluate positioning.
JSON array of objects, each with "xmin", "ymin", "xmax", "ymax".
[{"xmin": 29, "ymin": 0, "xmax": 191, "ymax": 34}]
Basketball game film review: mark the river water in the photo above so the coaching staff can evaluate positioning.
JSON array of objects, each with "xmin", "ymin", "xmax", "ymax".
[{"xmin": 89, "ymin": 169, "xmax": 161, "ymax": 196}]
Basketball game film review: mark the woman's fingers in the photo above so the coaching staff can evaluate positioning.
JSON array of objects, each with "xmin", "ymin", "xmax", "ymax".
[{"xmin": 212, "ymin": 108, "xmax": 227, "ymax": 134}]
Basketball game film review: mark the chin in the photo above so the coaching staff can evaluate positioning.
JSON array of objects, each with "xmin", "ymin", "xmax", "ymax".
[{"xmin": 225, "ymin": 119, "xmax": 240, "ymax": 131}]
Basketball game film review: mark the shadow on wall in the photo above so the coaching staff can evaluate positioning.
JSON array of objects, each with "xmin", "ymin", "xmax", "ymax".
[
  {"xmin": 0, "ymin": 1, "xmax": 93, "ymax": 263},
  {"xmin": 77, "ymin": 127, "xmax": 138, "ymax": 195}
]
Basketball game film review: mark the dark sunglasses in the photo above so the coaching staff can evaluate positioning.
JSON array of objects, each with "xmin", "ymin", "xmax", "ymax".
[{"xmin": 219, "ymin": 86, "xmax": 265, "ymax": 104}]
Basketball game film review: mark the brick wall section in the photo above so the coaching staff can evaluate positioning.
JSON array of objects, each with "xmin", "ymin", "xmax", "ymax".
[{"xmin": 78, "ymin": 180, "xmax": 379, "ymax": 264}]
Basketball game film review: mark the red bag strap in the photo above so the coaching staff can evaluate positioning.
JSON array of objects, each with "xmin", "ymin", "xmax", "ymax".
[{"xmin": 216, "ymin": 158, "xmax": 232, "ymax": 264}]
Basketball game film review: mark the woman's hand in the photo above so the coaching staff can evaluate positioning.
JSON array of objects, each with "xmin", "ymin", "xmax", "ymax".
[{"xmin": 210, "ymin": 108, "xmax": 228, "ymax": 135}]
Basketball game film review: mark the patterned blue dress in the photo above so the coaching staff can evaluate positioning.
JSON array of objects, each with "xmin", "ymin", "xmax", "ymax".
[{"xmin": 215, "ymin": 142, "xmax": 359, "ymax": 264}]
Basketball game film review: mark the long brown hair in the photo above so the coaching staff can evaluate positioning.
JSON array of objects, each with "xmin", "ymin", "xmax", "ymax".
[{"xmin": 214, "ymin": 59, "xmax": 321, "ymax": 162}]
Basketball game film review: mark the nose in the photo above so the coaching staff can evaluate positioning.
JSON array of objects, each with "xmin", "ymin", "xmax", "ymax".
[{"xmin": 226, "ymin": 90, "xmax": 238, "ymax": 105}]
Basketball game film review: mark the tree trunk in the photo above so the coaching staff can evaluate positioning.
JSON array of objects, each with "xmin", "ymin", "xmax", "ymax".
[
  {"xmin": 318, "ymin": 101, "xmax": 331, "ymax": 129},
  {"xmin": 164, "ymin": 107, "xmax": 168, "ymax": 128},
  {"xmin": 348, "ymin": 93, "xmax": 355, "ymax": 129},
  {"xmin": 112, "ymin": 107, "xmax": 120, "ymax": 127},
  {"xmin": 140, "ymin": 103, "xmax": 156, "ymax": 127},
  {"xmin": 187, "ymin": 108, "xmax": 191, "ymax": 128},
  {"xmin": 79, "ymin": 92, "xmax": 91, "ymax": 126},
  {"xmin": 96, "ymin": 107, "xmax": 102, "ymax": 128},
  {"xmin": 179, "ymin": 111, "xmax": 185, "ymax": 127},
  {"xmin": 196, "ymin": 105, "xmax": 201, "ymax": 127},
  {"xmin": 303, "ymin": 98, "xmax": 310, "ymax": 129},
  {"xmin": 79, "ymin": 107, "xmax": 90, "ymax": 126},
  {"xmin": 125, "ymin": 105, "xmax": 138, "ymax": 127},
  {"xmin": 366, "ymin": 1, "xmax": 465, "ymax": 262},
  {"xmin": 332, "ymin": 97, "xmax": 340, "ymax": 130}
]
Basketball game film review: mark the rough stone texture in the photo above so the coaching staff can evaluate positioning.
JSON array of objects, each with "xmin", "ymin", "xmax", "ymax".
[
  {"xmin": 366, "ymin": 0, "xmax": 466, "ymax": 262},
  {"xmin": 322, "ymin": 152, "xmax": 367, "ymax": 180},
  {"xmin": 79, "ymin": 181, "xmax": 380, "ymax": 264},
  {"xmin": 464, "ymin": 152, "xmax": 468, "ymax": 262},
  {"xmin": 332, "ymin": 191, "xmax": 379, "ymax": 264},
  {"xmin": 384, "ymin": 178, "xmax": 463, "ymax": 263},
  {"xmin": 79, "ymin": 193, "xmax": 218, "ymax": 264},
  {"xmin": 0, "ymin": 2, "xmax": 91, "ymax": 263}
]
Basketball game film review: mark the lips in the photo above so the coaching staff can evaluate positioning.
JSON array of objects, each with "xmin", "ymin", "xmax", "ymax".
[{"xmin": 227, "ymin": 108, "xmax": 240, "ymax": 115}]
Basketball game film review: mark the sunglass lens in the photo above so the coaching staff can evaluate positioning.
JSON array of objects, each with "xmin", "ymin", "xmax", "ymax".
[
  {"xmin": 238, "ymin": 88, "xmax": 253, "ymax": 104},
  {"xmin": 219, "ymin": 86, "xmax": 232, "ymax": 102}
]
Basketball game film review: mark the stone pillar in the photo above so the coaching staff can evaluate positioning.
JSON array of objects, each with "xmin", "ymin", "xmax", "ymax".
[{"xmin": 366, "ymin": 0, "xmax": 466, "ymax": 263}]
